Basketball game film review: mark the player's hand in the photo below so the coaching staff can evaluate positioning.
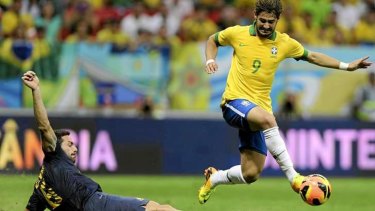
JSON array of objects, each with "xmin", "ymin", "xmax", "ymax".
[
  {"xmin": 205, "ymin": 60, "xmax": 218, "ymax": 74},
  {"xmin": 348, "ymin": 56, "xmax": 372, "ymax": 71},
  {"xmin": 22, "ymin": 70, "xmax": 40, "ymax": 90}
]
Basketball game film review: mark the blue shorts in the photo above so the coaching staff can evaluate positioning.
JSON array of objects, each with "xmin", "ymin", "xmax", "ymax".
[
  {"xmin": 84, "ymin": 192, "xmax": 149, "ymax": 211},
  {"xmin": 222, "ymin": 99, "xmax": 267, "ymax": 155}
]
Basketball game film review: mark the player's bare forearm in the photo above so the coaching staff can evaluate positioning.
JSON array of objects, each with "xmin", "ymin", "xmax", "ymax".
[
  {"xmin": 306, "ymin": 51, "xmax": 340, "ymax": 69},
  {"xmin": 32, "ymin": 88, "xmax": 57, "ymax": 151},
  {"xmin": 22, "ymin": 71, "xmax": 57, "ymax": 152},
  {"xmin": 205, "ymin": 35, "xmax": 219, "ymax": 74},
  {"xmin": 206, "ymin": 35, "xmax": 218, "ymax": 61},
  {"xmin": 307, "ymin": 51, "xmax": 372, "ymax": 71}
]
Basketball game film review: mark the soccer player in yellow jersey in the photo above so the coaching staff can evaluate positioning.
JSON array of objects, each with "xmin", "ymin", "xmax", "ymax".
[{"xmin": 198, "ymin": 0, "xmax": 372, "ymax": 204}]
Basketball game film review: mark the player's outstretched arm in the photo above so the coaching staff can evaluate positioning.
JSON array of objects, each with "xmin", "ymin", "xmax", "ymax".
[
  {"xmin": 144, "ymin": 200, "xmax": 180, "ymax": 211},
  {"xmin": 22, "ymin": 71, "xmax": 57, "ymax": 152},
  {"xmin": 306, "ymin": 51, "xmax": 372, "ymax": 71},
  {"xmin": 205, "ymin": 34, "xmax": 219, "ymax": 74},
  {"xmin": 25, "ymin": 189, "xmax": 47, "ymax": 211}
]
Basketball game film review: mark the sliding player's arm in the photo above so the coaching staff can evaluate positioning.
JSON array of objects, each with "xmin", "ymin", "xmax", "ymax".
[
  {"xmin": 22, "ymin": 71, "xmax": 57, "ymax": 152},
  {"xmin": 25, "ymin": 190, "xmax": 47, "ymax": 211}
]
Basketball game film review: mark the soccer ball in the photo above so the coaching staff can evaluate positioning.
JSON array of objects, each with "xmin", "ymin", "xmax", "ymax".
[{"xmin": 299, "ymin": 174, "xmax": 332, "ymax": 206}]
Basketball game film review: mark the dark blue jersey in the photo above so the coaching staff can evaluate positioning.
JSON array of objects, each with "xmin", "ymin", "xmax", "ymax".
[{"xmin": 27, "ymin": 142, "xmax": 101, "ymax": 211}]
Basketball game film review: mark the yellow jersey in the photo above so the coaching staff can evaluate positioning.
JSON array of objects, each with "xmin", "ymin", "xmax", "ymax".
[{"xmin": 215, "ymin": 23, "xmax": 308, "ymax": 113}]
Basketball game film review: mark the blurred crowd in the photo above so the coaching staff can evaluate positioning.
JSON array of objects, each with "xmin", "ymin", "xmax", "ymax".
[
  {"xmin": 1, "ymin": 0, "xmax": 374, "ymax": 118},
  {"xmin": 0, "ymin": 0, "xmax": 375, "ymax": 78},
  {"xmin": 1, "ymin": 0, "xmax": 375, "ymax": 51}
]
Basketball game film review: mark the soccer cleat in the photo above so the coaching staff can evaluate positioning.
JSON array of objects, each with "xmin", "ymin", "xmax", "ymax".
[
  {"xmin": 198, "ymin": 167, "xmax": 217, "ymax": 204},
  {"xmin": 291, "ymin": 174, "xmax": 306, "ymax": 193}
]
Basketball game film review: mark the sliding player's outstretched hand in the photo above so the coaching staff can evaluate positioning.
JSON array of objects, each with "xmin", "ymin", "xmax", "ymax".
[
  {"xmin": 348, "ymin": 56, "xmax": 372, "ymax": 71},
  {"xmin": 22, "ymin": 71, "xmax": 39, "ymax": 90}
]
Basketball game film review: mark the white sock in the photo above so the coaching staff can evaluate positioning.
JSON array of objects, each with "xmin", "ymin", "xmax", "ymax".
[
  {"xmin": 210, "ymin": 165, "xmax": 247, "ymax": 188},
  {"xmin": 264, "ymin": 127, "xmax": 298, "ymax": 183}
]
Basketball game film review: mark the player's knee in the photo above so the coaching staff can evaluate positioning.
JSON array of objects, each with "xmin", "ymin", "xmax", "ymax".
[
  {"xmin": 259, "ymin": 114, "xmax": 276, "ymax": 130},
  {"xmin": 242, "ymin": 167, "xmax": 261, "ymax": 184}
]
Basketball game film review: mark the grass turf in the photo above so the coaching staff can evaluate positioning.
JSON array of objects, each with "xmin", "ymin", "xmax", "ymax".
[{"xmin": 0, "ymin": 174, "xmax": 374, "ymax": 211}]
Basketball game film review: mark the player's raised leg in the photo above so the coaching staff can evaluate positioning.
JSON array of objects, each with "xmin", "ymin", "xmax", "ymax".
[
  {"xmin": 198, "ymin": 167, "xmax": 217, "ymax": 204},
  {"xmin": 198, "ymin": 149, "xmax": 266, "ymax": 204},
  {"xmin": 248, "ymin": 106, "xmax": 305, "ymax": 193},
  {"xmin": 263, "ymin": 126, "xmax": 305, "ymax": 193}
]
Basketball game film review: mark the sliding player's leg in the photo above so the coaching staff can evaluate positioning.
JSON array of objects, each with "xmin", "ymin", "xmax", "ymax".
[{"xmin": 84, "ymin": 192, "xmax": 178, "ymax": 211}]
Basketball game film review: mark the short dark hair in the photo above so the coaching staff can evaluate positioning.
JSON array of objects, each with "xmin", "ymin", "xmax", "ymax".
[
  {"xmin": 54, "ymin": 129, "xmax": 70, "ymax": 145},
  {"xmin": 255, "ymin": 0, "xmax": 283, "ymax": 19}
]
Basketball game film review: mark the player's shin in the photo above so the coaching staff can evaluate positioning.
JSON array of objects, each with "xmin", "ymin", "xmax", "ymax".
[
  {"xmin": 210, "ymin": 165, "xmax": 247, "ymax": 187},
  {"xmin": 263, "ymin": 127, "xmax": 298, "ymax": 182}
]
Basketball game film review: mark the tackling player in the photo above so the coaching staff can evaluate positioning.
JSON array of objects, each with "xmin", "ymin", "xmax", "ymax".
[
  {"xmin": 22, "ymin": 70, "xmax": 178, "ymax": 211},
  {"xmin": 198, "ymin": 0, "xmax": 372, "ymax": 204}
]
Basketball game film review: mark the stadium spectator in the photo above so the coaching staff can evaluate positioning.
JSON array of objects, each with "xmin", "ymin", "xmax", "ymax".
[
  {"xmin": 158, "ymin": 2, "xmax": 180, "ymax": 36},
  {"xmin": 202, "ymin": 0, "xmax": 226, "ymax": 24},
  {"xmin": 332, "ymin": 0, "xmax": 363, "ymax": 30},
  {"xmin": 299, "ymin": 11, "xmax": 321, "ymax": 45},
  {"xmin": 233, "ymin": 0, "xmax": 255, "ymax": 26},
  {"xmin": 152, "ymin": 24, "xmax": 181, "ymax": 62},
  {"xmin": 137, "ymin": 96, "xmax": 155, "ymax": 118},
  {"xmin": 198, "ymin": 0, "xmax": 372, "ymax": 205},
  {"xmin": 65, "ymin": 19, "xmax": 96, "ymax": 43},
  {"xmin": 58, "ymin": 0, "xmax": 96, "ymax": 41},
  {"xmin": 354, "ymin": 9, "xmax": 375, "ymax": 46},
  {"xmin": 48, "ymin": 0, "xmax": 65, "ymax": 15},
  {"xmin": 134, "ymin": 28, "xmax": 157, "ymax": 52},
  {"xmin": 88, "ymin": 0, "xmax": 103, "ymax": 9},
  {"xmin": 276, "ymin": 5, "xmax": 308, "ymax": 44},
  {"xmin": 32, "ymin": 26, "xmax": 59, "ymax": 80},
  {"xmin": 163, "ymin": 0, "xmax": 194, "ymax": 27},
  {"xmin": 22, "ymin": 70, "xmax": 179, "ymax": 211},
  {"xmin": 144, "ymin": 0, "xmax": 162, "ymax": 9},
  {"xmin": 0, "ymin": 0, "xmax": 12, "ymax": 9},
  {"xmin": 320, "ymin": 10, "xmax": 350, "ymax": 45},
  {"xmin": 1, "ymin": 0, "xmax": 23, "ymax": 37},
  {"xmin": 120, "ymin": 2, "xmax": 149, "ymax": 39},
  {"xmin": 277, "ymin": 91, "xmax": 301, "ymax": 120},
  {"xmin": 119, "ymin": 0, "xmax": 164, "ymax": 39},
  {"xmin": 358, "ymin": 0, "xmax": 375, "ymax": 16},
  {"xmin": 180, "ymin": 4, "xmax": 217, "ymax": 41},
  {"xmin": 351, "ymin": 70, "xmax": 375, "ymax": 121},
  {"xmin": 82, "ymin": 3, "xmax": 101, "ymax": 36},
  {"xmin": 300, "ymin": 0, "xmax": 331, "ymax": 27},
  {"xmin": 93, "ymin": 0, "xmax": 121, "ymax": 28},
  {"xmin": 96, "ymin": 18, "xmax": 131, "ymax": 52},
  {"xmin": 20, "ymin": 0, "xmax": 40, "ymax": 19},
  {"xmin": 153, "ymin": 24, "xmax": 181, "ymax": 49},
  {"xmin": 216, "ymin": 5, "xmax": 240, "ymax": 30},
  {"xmin": 34, "ymin": 1, "xmax": 62, "ymax": 45}
]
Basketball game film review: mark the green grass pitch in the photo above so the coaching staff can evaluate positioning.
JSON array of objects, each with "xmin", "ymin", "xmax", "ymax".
[{"xmin": 0, "ymin": 174, "xmax": 374, "ymax": 211}]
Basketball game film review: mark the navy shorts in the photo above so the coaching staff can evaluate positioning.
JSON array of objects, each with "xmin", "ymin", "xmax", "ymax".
[
  {"xmin": 222, "ymin": 99, "xmax": 267, "ymax": 155},
  {"xmin": 84, "ymin": 192, "xmax": 149, "ymax": 211}
]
